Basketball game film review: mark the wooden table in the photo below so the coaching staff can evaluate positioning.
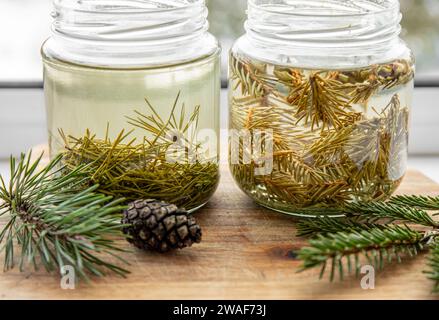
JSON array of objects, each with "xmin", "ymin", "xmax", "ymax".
[{"xmin": 0, "ymin": 163, "xmax": 438, "ymax": 300}]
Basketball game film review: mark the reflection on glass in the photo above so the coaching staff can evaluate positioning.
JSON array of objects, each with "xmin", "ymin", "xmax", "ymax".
[{"xmin": 207, "ymin": 0, "xmax": 439, "ymax": 79}]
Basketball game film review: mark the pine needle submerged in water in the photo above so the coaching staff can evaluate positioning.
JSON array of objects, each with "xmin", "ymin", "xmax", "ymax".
[
  {"xmin": 229, "ymin": 54, "xmax": 414, "ymax": 212},
  {"xmin": 60, "ymin": 93, "xmax": 219, "ymax": 210}
]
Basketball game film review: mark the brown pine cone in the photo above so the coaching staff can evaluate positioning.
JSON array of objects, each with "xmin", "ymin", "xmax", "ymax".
[{"xmin": 122, "ymin": 199, "xmax": 202, "ymax": 253}]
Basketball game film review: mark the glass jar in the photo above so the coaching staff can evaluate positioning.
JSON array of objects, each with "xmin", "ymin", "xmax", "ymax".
[
  {"xmin": 42, "ymin": 0, "xmax": 221, "ymax": 212},
  {"xmin": 228, "ymin": 0, "xmax": 414, "ymax": 216}
]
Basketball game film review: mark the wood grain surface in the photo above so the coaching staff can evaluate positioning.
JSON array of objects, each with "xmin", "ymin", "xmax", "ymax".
[{"xmin": 0, "ymin": 148, "xmax": 438, "ymax": 299}]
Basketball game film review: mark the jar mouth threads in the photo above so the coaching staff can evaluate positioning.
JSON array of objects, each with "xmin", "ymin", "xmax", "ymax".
[
  {"xmin": 53, "ymin": 0, "xmax": 206, "ymax": 13},
  {"xmin": 245, "ymin": 0, "xmax": 402, "ymax": 51},
  {"xmin": 247, "ymin": 0, "xmax": 399, "ymax": 17},
  {"xmin": 45, "ymin": 0, "xmax": 217, "ymax": 68},
  {"xmin": 239, "ymin": 0, "xmax": 408, "ymax": 68}
]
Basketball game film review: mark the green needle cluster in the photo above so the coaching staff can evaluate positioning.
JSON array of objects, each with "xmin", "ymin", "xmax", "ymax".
[
  {"xmin": 296, "ymin": 195, "xmax": 439, "ymax": 292},
  {"xmin": 0, "ymin": 153, "xmax": 130, "ymax": 281}
]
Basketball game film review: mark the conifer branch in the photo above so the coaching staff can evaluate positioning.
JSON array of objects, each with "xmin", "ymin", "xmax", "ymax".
[
  {"xmin": 296, "ymin": 198, "xmax": 439, "ymax": 292},
  {"xmin": 0, "ymin": 153, "xmax": 130, "ymax": 280},
  {"xmin": 298, "ymin": 225, "xmax": 435, "ymax": 282},
  {"xmin": 288, "ymin": 72, "xmax": 353, "ymax": 131},
  {"xmin": 389, "ymin": 195, "xmax": 439, "ymax": 211},
  {"xmin": 346, "ymin": 202, "xmax": 438, "ymax": 227},
  {"xmin": 296, "ymin": 216, "xmax": 386, "ymax": 238},
  {"xmin": 426, "ymin": 240, "xmax": 439, "ymax": 292}
]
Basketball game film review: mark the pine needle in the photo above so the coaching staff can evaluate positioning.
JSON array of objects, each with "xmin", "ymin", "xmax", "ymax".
[
  {"xmin": 296, "ymin": 196, "xmax": 439, "ymax": 292},
  {"xmin": 0, "ymin": 152, "xmax": 130, "ymax": 281},
  {"xmin": 288, "ymin": 72, "xmax": 352, "ymax": 131},
  {"xmin": 62, "ymin": 93, "xmax": 219, "ymax": 210},
  {"xmin": 389, "ymin": 195, "xmax": 439, "ymax": 211},
  {"xmin": 296, "ymin": 216, "xmax": 386, "ymax": 238},
  {"xmin": 229, "ymin": 52, "xmax": 413, "ymax": 212},
  {"xmin": 346, "ymin": 202, "xmax": 438, "ymax": 227},
  {"xmin": 426, "ymin": 240, "xmax": 439, "ymax": 292},
  {"xmin": 298, "ymin": 224, "xmax": 430, "ymax": 282}
]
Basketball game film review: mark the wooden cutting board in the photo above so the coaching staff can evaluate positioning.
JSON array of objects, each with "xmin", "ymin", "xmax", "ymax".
[{"xmin": 0, "ymin": 147, "xmax": 438, "ymax": 299}]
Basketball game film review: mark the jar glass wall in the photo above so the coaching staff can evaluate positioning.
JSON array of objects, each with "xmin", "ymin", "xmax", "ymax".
[
  {"xmin": 42, "ymin": 0, "xmax": 221, "ymax": 211},
  {"xmin": 228, "ymin": 0, "xmax": 414, "ymax": 216}
]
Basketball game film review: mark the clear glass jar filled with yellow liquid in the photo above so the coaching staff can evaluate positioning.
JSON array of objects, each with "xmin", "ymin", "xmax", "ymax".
[
  {"xmin": 42, "ymin": 0, "xmax": 221, "ymax": 211},
  {"xmin": 228, "ymin": 0, "xmax": 414, "ymax": 216}
]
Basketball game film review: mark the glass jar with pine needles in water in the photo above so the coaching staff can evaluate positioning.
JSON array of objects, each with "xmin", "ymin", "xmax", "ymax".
[
  {"xmin": 42, "ymin": 0, "xmax": 221, "ymax": 212},
  {"xmin": 229, "ymin": 0, "xmax": 415, "ymax": 217}
]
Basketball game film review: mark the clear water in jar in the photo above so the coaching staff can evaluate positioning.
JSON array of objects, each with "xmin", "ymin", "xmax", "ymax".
[
  {"xmin": 43, "ymin": 52, "xmax": 221, "ymax": 211},
  {"xmin": 229, "ymin": 52, "xmax": 414, "ymax": 215}
]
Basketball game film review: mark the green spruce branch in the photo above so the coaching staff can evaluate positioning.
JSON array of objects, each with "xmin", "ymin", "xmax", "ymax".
[
  {"xmin": 297, "ymin": 216, "xmax": 386, "ymax": 238},
  {"xmin": 345, "ymin": 202, "xmax": 438, "ymax": 227},
  {"xmin": 0, "ymin": 153, "xmax": 130, "ymax": 281},
  {"xmin": 296, "ymin": 196, "xmax": 439, "ymax": 292},
  {"xmin": 426, "ymin": 240, "xmax": 439, "ymax": 292},
  {"xmin": 298, "ymin": 225, "xmax": 433, "ymax": 282},
  {"xmin": 389, "ymin": 195, "xmax": 439, "ymax": 210}
]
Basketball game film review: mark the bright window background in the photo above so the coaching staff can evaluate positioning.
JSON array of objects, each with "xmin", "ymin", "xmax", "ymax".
[{"xmin": 0, "ymin": 0, "xmax": 52, "ymax": 84}]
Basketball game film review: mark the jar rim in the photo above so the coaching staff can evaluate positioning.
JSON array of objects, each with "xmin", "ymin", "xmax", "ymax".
[
  {"xmin": 241, "ymin": 0, "xmax": 407, "ymax": 69},
  {"xmin": 46, "ymin": 0, "xmax": 217, "ymax": 68},
  {"xmin": 248, "ymin": 0, "xmax": 400, "ymax": 17},
  {"xmin": 245, "ymin": 0, "xmax": 402, "ymax": 48},
  {"xmin": 53, "ymin": 0, "xmax": 206, "ymax": 14}
]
